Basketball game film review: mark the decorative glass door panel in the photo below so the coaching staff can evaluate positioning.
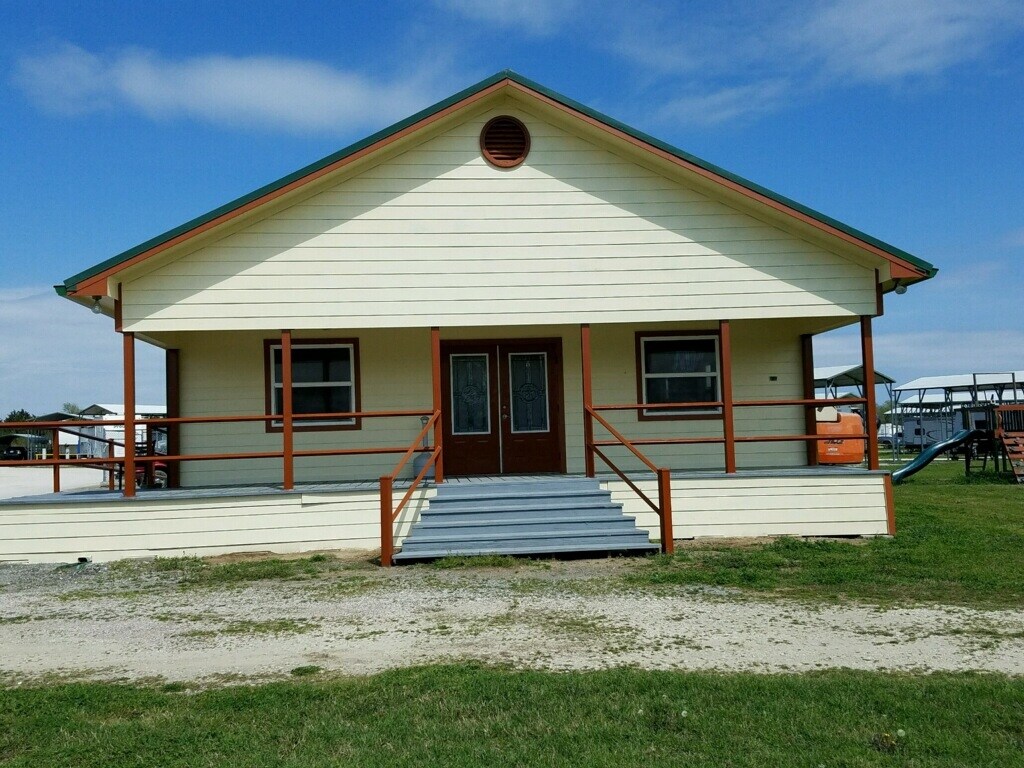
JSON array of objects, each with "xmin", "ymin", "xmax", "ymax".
[
  {"xmin": 450, "ymin": 354, "xmax": 491, "ymax": 435},
  {"xmin": 508, "ymin": 353, "xmax": 549, "ymax": 433}
]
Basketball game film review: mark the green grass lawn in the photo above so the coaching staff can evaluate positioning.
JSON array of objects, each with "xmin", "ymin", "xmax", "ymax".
[
  {"xmin": 4, "ymin": 461, "xmax": 1023, "ymax": 766},
  {"xmin": 3, "ymin": 665, "xmax": 1022, "ymax": 767},
  {"xmin": 629, "ymin": 460, "xmax": 1024, "ymax": 607}
]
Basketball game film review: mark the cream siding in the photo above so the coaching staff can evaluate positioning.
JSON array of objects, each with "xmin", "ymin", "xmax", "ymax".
[{"xmin": 121, "ymin": 102, "xmax": 878, "ymax": 332}]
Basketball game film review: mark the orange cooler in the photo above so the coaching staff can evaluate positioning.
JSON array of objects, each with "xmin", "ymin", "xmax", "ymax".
[{"xmin": 816, "ymin": 408, "xmax": 866, "ymax": 464}]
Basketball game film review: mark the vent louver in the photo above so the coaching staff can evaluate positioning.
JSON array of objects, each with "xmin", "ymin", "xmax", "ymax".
[{"xmin": 480, "ymin": 116, "xmax": 530, "ymax": 168}]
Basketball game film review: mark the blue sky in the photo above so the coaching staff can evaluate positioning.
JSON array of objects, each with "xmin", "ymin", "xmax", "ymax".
[{"xmin": 1, "ymin": 0, "xmax": 1022, "ymax": 415}]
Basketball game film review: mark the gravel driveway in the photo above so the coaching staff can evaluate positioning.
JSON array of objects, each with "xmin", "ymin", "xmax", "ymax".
[{"xmin": 2, "ymin": 554, "xmax": 1022, "ymax": 684}]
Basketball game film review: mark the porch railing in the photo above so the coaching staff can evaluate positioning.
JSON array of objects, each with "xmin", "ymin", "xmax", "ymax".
[
  {"xmin": 379, "ymin": 411, "xmax": 442, "ymax": 567},
  {"xmin": 0, "ymin": 409, "xmax": 440, "ymax": 497},
  {"xmin": 996, "ymin": 404, "xmax": 1024, "ymax": 434},
  {"xmin": 586, "ymin": 406, "xmax": 674, "ymax": 554},
  {"xmin": 582, "ymin": 396, "xmax": 873, "ymax": 552}
]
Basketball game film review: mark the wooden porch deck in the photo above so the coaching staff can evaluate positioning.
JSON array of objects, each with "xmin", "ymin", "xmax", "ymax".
[{"xmin": 0, "ymin": 466, "xmax": 880, "ymax": 508}]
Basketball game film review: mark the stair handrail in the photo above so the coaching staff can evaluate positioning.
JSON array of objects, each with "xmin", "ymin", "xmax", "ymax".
[
  {"xmin": 379, "ymin": 410, "xmax": 441, "ymax": 567},
  {"xmin": 586, "ymin": 406, "xmax": 674, "ymax": 554}
]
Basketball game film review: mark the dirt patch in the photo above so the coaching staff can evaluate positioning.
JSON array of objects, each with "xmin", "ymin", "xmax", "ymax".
[{"xmin": 1, "ymin": 553, "xmax": 1022, "ymax": 684}]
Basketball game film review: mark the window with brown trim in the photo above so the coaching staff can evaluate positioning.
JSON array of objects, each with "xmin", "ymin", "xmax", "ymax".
[
  {"xmin": 264, "ymin": 339, "xmax": 361, "ymax": 431},
  {"xmin": 636, "ymin": 332, "xmax": 721, "ymax": 419}
]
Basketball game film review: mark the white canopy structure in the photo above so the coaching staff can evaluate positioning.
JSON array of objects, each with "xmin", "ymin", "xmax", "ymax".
[
  {"xmin": 814, "ymin": 364, "xmax": 895, "ymax": 403},
  {"xmin": 894, "ymin": 371, "xmax": 1024, "ymax": 409}
]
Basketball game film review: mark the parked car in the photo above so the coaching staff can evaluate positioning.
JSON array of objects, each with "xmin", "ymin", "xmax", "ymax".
[
  {"xmin": 0, "ymin": 433, "xmax": 49, "ymax": 460},
  {"xmin": 877, "ymin": 425, "xmax": 903, "ymax": 449}
]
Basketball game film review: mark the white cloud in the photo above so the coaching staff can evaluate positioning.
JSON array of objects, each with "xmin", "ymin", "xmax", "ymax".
[
  {"xmin": 0, "ymin": 288, "xmax": 164, "ymax": 417},
  {"xmin": 609, "ymin": 0, "xmax": 1024, "ymax": 125},
  {"xmin": 794, "ymin": 0, "xmax": 1024, "ymax": 83},
  {"xmin": 12, "ymin": 44, "xmax": 456, "ymax": 133},
  {"xmin": 656, "ymin": 80, "xmax": 789, "ymax": 126},
  {"xmin": 435, "ymin": 0, "xmax": 579, "ymax": 35}
]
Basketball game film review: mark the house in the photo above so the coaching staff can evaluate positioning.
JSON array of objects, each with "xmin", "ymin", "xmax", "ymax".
[{"xmin": 1, "ymin": 71, "xmax": 936, "ymax": 563}]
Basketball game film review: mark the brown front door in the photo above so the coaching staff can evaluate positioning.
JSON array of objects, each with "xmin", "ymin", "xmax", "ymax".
[{"xmin": 441, "ymin": 339, "xmax": 565, "ymax": 476}]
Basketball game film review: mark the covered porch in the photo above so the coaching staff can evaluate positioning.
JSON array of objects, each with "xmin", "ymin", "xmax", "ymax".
[
  {"xmin": 1, "ymin": 313, "xmax": 888, "ymax": 565},
  {"xmin": 0, "ymin": 465, "xmax": 892, "ymax": 564}
]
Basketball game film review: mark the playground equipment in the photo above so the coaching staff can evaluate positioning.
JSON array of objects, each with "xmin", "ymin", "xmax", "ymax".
[
  {"xmin": 997, "ymin": 406, "xmax": 1024, "ymax": 484},
  {"xmin": 891, "ymin": 429, "xmax": 981, "ymax": 483},
  {"xmin": 890, "ymin": 403, "xmax": 1023, "ymax": 484}
]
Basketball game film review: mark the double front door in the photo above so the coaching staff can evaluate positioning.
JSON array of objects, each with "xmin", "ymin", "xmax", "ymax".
[{"xmin": 441, "ymin": 339, "xmax": 566, "ymax": 476}]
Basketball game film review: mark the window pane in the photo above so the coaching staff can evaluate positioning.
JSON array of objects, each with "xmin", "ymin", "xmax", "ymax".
[
  {"xmin": 644, "ymin": 338, "xmax": 717, "ymax": 375},
  {"xmin": 509, "ymin": 353, "xmax": 549, "ymax": 433},
  {"xmin": 292, "ymin": 385, "xmax": 352, "ymax": 415},
  {"xmin": 451, "ymin": 355, "xmax": 490, "ymax": 435},
  {"xmin": 292, "ymin": 347, "xmax": 350, "ymax": 384},
  {"xmin": 645, "ymin": 376, "xmax": 716, "ymax": 405}
]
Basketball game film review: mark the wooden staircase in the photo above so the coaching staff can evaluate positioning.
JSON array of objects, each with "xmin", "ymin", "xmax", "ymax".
[
  {"xmin": 997, "ymin": 406, "xmax": 1024, "ymax": 484},
  {"xmin": 393, "ymin": 477, "xmax": 659, "ymax": 562},
  {"xmin": 1002, "ymin": 433, "xmax": 1024, "ymax": 483}
]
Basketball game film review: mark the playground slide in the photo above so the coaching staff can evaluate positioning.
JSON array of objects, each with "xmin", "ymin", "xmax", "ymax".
[{"xmin": 891, "ymin": 429, "xmax": 983, "ymax": 484}]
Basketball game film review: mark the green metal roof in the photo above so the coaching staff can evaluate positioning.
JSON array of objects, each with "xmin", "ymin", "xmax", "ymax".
[{"xmin": 59, "ymin": 69, "xmax": 936, "ymax": 294}]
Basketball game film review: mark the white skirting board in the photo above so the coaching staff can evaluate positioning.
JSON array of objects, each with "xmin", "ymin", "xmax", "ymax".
[
  {"xmin": 0, "ymin": 473, "xmax": 889, "ymax": 564},
  {"xmin": 0, "ymin": 488, "xmax": 433, "ymax": 564},
  {"xmin": 604, "ymin": 473, "xmax": 890, "ymax": 539}
]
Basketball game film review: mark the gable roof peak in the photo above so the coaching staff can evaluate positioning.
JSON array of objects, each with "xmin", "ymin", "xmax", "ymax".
[{"xmin": 59, "ymin": 70, "xmax": 935, "ymax": 296}]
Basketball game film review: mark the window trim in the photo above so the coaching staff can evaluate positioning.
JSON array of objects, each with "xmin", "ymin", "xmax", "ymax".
[
  {"xmin": 262, "ymin": 338, "xmax": 361, "ymax": 433},
  {"xmin": 635, "ymin": 330, "xmax": 723, "ymax": 421}
]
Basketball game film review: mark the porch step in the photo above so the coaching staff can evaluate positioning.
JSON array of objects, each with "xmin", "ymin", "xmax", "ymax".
[{"xmin": 393, "ymin": 476, "xmax": 658, "ymax": 562}]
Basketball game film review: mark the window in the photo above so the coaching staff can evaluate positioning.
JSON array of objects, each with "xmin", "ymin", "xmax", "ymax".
[
  {"xmin": 637, "ymin": 334, "xmax": 721, "ymax": 418},
  {"xmin": 265, "ymin": 340, "xmax": 359, "ymax": 430}
]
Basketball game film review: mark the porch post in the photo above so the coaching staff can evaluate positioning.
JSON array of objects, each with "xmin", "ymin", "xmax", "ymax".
[
  {"xmin": 580, "ymin": 323, "xmax": 595, "ymax": 478},
  {"xmin": 719, "ymin": 320, "xmax": 737, "ymax": 473},
  {"xmin": 801, "ymin": 334, "xmax": 819, "ymax": 466},
  {"xmin": 165, "ymin": 348, "xmax": 181, "ymax": 488},
  {"xmin": 122, "ymin": 330, "xmax": 137, "ymax": 498},
  {"xmin": 51, "ymin": 428, "xmax": 61, "ymax": 493},
  {"xmin": 860, "ymin": 316, "xmax": 880, "ymax": 470},
  {"xmin": 281, "ymin": 329, "xmax": 294, "ymax": 490},
  {"xmin": 430, "ymin": 327, "xmax": 444, "ymax": 483}
]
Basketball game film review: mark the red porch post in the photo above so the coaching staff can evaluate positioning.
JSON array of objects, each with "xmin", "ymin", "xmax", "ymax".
[
  {"xmin": 580, "ymin": 323, "xmax": 595, "ymax": 478},
  {"xmin": 719, "ymin": 320, "xmax": 737, "ymax": 473},
  {"xmin": 51, "ymin": 428, "xmax": 61, "ymax": 493},
  {"xmin": 122, "ymin": 330, "xmax": 137, "ymax": 498},
  {"xmin": 860, "ymin": 316, "xmax": 880, "ymax": 470},
  {"xmin": 657, "ymin": 467, "xmax": 674, "ymax": 554},
  {"xmin": 430, "ymin": 327, "xmax": 444, "ymax": 484},
  {"xmin": 379, "ymin": 475, "xmax": 393, "ymax": 567},
  {"xmin": 281, "ymin": 329, "xmax": 294, "ymax": 490},
  {"xmin": 801, "ymin": 334, "xmax": 819, "ymax": 466}
]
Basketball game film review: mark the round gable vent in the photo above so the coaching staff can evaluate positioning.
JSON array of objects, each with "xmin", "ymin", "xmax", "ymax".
[{"xmin": 480, "ymin": 116, "xmax": 530, "ymax": 168}]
